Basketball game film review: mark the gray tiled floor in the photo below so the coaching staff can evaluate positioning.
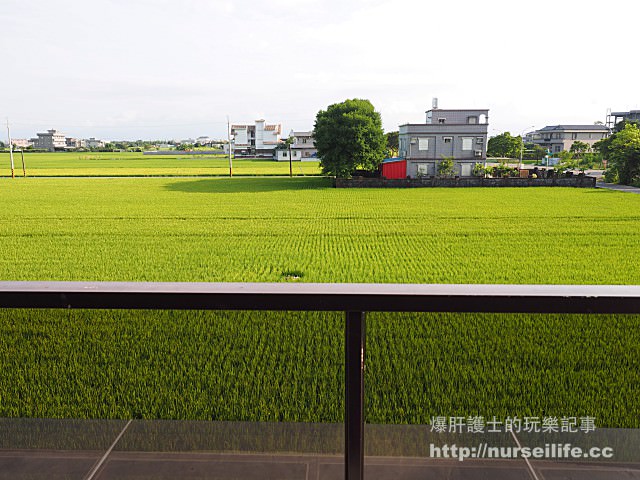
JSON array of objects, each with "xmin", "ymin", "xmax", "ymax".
[{"xmin": 0, "ymin": 420, "xmax": 638, "ymax": 480}]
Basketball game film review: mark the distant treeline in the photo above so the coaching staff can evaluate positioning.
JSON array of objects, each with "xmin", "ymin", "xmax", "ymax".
[{"xmin": 143, "ymin": 150, "xmax": 225, "ymax": 155}]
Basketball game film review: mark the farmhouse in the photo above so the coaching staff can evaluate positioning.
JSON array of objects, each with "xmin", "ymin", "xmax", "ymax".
[
  {"xmin": 274, "ymin": 145, "xmax": 301, "ymax": 162},
  {"xmin": 231, "ymin": 119, "xmax": 282, "ymax": 158},
  {"xmin": 396, "ymin": 103, "xmax": 489, "ymax": 178},
  {"xmin": 274, "ymin": 130, "xmax": 317, "ymax": 162},
  {"xmin": 524, "ymin": 125, "xmax": 609, "ymax": 154}
]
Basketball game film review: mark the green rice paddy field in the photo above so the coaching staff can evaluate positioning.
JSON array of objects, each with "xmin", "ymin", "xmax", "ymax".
[
  {"xmin": 0, "ymin": 176, "xmax": 639, "ymax": 427},
  {"xmin": 0, "ymin": 151, "xmax": 322, "ymax": 176}
]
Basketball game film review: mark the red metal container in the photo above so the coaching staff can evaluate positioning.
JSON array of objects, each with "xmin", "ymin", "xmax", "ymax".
[{"xmin": 381, "ymin": 159, "xmax": 407, "ymax": 179}]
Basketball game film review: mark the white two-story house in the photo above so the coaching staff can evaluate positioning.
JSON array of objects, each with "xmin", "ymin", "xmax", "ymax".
[{"xmin": 231, "ymin": 120, "xmax": 282, "ymax": 158}]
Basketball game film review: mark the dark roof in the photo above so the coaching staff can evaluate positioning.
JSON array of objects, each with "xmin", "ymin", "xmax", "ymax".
[
  {"xmin": 425, "ymin": 109, "xmax": 489, "ymax": 113},
  {"xmin": 538, "ymin": 125, "xmax": 609, "ymax": 132},
  {"xmin": 611, "ymin": 110, "xmax": 640, "ymax": 116}
]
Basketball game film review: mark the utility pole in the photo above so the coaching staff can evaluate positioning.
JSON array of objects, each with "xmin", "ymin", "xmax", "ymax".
[
  {"xmin": 20, "ymin": 149, "xmax": 26, "ymax": 177},
  {"xmin": 289, "ymin": 138, "xmax": 293, "ymax": 178},
  {"xmin": 519, "ymin": 125, "xmax": 535, "ymax": 170},
  {"xmin": 227, "ymin": 116, "xmax": 233, "ymax": 177},
  {"xmin": 6, "ymin": 119, "xmax": 15, "ymax": 178}
]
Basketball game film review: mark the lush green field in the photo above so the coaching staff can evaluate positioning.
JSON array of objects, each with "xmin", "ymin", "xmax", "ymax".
[
  {"xmin": 0, "ymin": 151, "xmax": 321, "ymax": 176},
  {"xmin": 0, "ymin": 177, "xmax": 639, "ymax": 426}
]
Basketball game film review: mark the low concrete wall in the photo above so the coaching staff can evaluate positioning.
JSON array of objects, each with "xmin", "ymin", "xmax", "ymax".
[{"xmin": 335, "ymin": 176, "xmax": 597, "ymax": 188}]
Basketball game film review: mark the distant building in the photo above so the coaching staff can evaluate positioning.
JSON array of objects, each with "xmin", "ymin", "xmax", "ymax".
[
  {"xmin": 399, "ymin": 103, "xmax": 489, "ymax": 177},
  {"xmin": 11, "ymin": 139, "xmax": 32, "ymax": 149},
  {"xmin": 524, "ymin": 125, "xmax": 610, "ymax": 154},
  {"xmin": 291, "ymin": 131, "xmax": 317, "ymax": 161},
  {"xmin": 31, "ymin": 129, "xmax": 67, "ymax": 151},
  {"xmin": 274, "ymin": 130, "xmax": 317, "ymax": 162},
  {"xmin": 607, "ymin": 110, "xmax": 640, "ymax": 130},
  {"xmin": 231, "ymin": 120, "xmax": 282, "ymax": 158},
  {"xmin": 196, "ymin": 136, "xmax": 212, "ymax": 145},
  {"xmin": 85, "ymin": 137, "xmax": 105, "ymax": 149},
  {"xmin": 274, "ymin": 147, "xmax": 301, "ymax": 162},
  {"xmin": 66, "ymin": 137, "xmax": 85, "ymax": 149}
]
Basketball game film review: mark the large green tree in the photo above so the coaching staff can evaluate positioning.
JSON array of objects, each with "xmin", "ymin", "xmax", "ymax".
[
  {"xmin": 385, "ymin": 131, "xmax": 399, "ymax": 157},
  {"xmin": 487, "ymin": 132, "xmax": 523, "ymax": 158},
  {"xmin": 313, "ymin": 99, "xmax": 386, "ymax": 177},
  {"xmin": 522, "ymin": 143, "xmax": 547, "ymax": 161},
  {"xmin": 569, "ymin": 140, "xmax": 590, "ymax": 158},
  {"xmin": 594, "ymin": 123, "xmax": 640, "ymax": 185}
]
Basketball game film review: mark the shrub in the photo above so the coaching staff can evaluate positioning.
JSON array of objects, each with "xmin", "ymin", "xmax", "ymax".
[
  {"xmin": 437, "ymin": 156, "xmax": 455, "ymax": 177},
  {"xmin": 473, "ymin": 163, "xmax": 486, "ymax": 177},
  {"xmin": 604, "ymin": 169, "xmax": 619, "ymax": 183}
]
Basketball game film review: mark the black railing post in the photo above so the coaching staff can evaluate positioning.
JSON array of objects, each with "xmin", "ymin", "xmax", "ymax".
[{"xmin": 345, "ymin": 310, "xmax": 365, "ymax": 480}]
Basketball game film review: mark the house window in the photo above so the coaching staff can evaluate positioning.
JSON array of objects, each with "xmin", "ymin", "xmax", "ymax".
[
  {"xmin": 302, "ymin": 138, "xmax": 307, "ymax": 143},
  {"xmin": 438, "ymin": 118, "xmax": 446, "ymax": 124},
  {"xmin": 467, "ymin": 116, "xmax": 478, "ymax": 124},
  {"xmin": 589, "ymin": 133, "xmax": 593, "ymax": 139},
  {"xmin": 462, "ymin": 138, "xmax": 473, "ymax": 150},
  {"xmin": 571, "ymin": 133, "xmax": 578, "ymax": 140},
  {"xmin": 418, "ymin": 138, "xmax": 429, "ymax": 150},
  {"xmin": 554, "ymin": 145, "xmax": 562, "ymax": 153},
  {"xmin": 443, "ymin": 137, "xmax": 452, "ymax": 143},
  {"xmin": 417, "ymin": 164, "xmax": 430, "ymax": 176},
  {"xmin": 476, "ymin": 137, "xmax": 484, "ymax": 144}
]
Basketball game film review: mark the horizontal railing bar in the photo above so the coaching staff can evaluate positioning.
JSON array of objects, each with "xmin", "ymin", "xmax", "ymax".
[{"xmin": 0, "ymin": 281, "xmax": 639, "ymax": 313}]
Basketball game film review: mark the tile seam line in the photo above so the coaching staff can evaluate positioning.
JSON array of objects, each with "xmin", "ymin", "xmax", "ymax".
[
  {"xmin": 511, "ymin": 430, "xmax": 542, "ymax": 480},
  {"xmin": 83, "ymin": 419, "xmax": 133, "ymax": 480}
]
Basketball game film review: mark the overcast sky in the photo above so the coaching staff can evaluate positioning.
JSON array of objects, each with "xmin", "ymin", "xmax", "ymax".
[{"xmin": 1, "ymin": 0, "xmax": 638, "ymax": 141}]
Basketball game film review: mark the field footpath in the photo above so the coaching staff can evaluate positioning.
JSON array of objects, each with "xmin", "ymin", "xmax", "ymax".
[{"xmin": 597, "ymin": 182, "xmax": 640, "ymax": 194}]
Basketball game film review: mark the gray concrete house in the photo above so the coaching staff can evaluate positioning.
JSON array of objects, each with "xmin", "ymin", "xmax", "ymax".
[
  {"xmin": 399, "ymin": 105, "xmax": 489, "ymax": 177},
  {"xmin": 524, "ymin": 125, "xmax": 609, "ymax": 154}
]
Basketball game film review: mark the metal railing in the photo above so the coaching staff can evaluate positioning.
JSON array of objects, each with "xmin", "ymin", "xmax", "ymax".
[{"xmin": 1, "ymin": 281, "xmax": 640, "ymax": 480}]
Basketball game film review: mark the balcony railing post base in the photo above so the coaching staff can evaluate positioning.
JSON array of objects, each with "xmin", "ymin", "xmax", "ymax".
[{"xmin": 345, "ymin": 310, "xmax": 365, "ymax": 480}]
